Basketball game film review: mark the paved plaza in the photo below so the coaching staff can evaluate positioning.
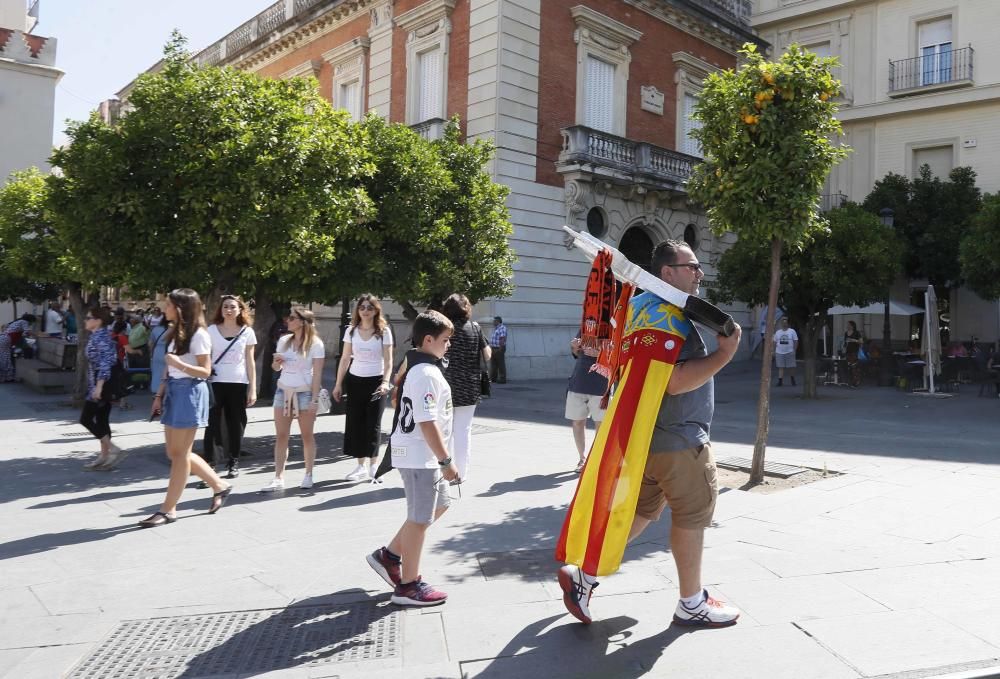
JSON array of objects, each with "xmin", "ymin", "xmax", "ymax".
[{"xmin": 1, "ymin": 363, "xmax": 999, "ymax": 678}]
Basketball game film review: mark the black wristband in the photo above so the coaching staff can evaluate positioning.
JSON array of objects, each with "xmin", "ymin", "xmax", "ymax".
[{"xmin": 438, "ymin": 456, "xmax": 452, "ymax": 467}]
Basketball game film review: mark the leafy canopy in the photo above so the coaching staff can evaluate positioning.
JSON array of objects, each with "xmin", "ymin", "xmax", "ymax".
[
  {"xmin": 687, "ymin": 43, "xmax": 849, "ymax": 245},
  {"xmin": 959, "ymin": 194, "xmax": 1000, "ymax": 300}
]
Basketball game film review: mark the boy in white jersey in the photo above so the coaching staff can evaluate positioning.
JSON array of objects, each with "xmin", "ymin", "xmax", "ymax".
[{"xmin": 366, "ymin": 311, "xmax": 458, "ymax": 606}]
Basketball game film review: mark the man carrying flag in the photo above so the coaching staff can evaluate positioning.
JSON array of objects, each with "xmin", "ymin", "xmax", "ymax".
[{"xmin": 557, "ymin": 239, "xmax": 742, "ymax": 627}]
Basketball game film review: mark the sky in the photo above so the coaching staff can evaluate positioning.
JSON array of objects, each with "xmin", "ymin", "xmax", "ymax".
[{"xmin": 39, "ymin": 0, "xmax": 277, "ymax": 147}]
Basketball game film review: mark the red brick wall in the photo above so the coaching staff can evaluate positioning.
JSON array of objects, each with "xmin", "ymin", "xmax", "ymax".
[
  {"xmin": 536, "ymin": 0, "xmax": 736, "ymax": 187},
  {"xmin": 255, "ymin": 15, "xmax": 370, "ymax": 103}
]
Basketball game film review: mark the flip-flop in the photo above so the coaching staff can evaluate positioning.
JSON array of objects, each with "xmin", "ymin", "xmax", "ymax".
[
  {"xmin": 138, "ymin": 511, "xmax": 176, "ymax": 528},
  {"xmin": 209, "ymin": 486, "xmax": 232, "ymax": 514}
]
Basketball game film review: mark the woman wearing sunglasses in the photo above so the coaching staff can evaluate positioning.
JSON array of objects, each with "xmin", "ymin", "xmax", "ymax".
[
  {"xmin": 141, "ymin": 289, "xmax": 232, "ymax": 527},
  {"xmin": 79, "ymin": 306, "xmax": 126, "ymax": 470},
  {"xmin": 333, "ymin": 294, "xmax": 394, "ymax": 482},
  {"xmin": 262, "ymin": 306, "xmax": 325, "ymax": 491}
]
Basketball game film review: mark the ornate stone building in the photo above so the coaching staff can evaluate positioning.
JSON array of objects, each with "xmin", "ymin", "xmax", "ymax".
[{"xmin": 116, "ymin": 0, "xmax": 759, "ymax": 376}]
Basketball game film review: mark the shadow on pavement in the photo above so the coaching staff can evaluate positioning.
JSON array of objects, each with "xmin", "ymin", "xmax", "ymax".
[
  {"xmin": 300, "ymin": 485, "xmax": 405, "ymax": 512},
  {"xmin": 477, "ymin": 472, "xmax": 578, "ymax": 497},
  {"xmin": 0, "ymin": 524, "xmax": 138, "ymax": 560}
]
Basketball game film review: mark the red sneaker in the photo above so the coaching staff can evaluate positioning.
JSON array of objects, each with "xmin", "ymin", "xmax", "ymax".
[
  {"xmin": 391, "ymin": 577, "xmax": 448, "ymax": 607},
  {"xmin": 366, "ymin": 547, "xmax": 402, "ymax": 588}
]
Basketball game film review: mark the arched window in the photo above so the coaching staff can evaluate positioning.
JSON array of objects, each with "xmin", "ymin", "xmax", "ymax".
[{"xmin": 684, "ymin": 224, "xmax": 699, "ymax": 250}]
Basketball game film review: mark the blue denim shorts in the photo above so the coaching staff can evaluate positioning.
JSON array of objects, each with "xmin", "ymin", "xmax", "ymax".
[
  {"xmin": 273, "ymin": 389, "xmax": 313, "ymax": 413},
  {"xmin": 161, "ymin": 377, "xmax": 210, "ymax": 429}
]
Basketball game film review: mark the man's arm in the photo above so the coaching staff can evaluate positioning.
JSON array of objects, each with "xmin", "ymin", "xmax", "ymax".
[{"xmin": 667, "ymin": 324, "xmax": 742, "ymax": 395}]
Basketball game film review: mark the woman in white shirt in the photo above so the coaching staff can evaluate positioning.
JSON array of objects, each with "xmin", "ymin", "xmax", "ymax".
[
  {"xmin": 141, "ymin": 289, "xmax": 232, "ymax": 528},
  {"xmin": 333, "ymin": 294, "xmax": 394, "ymax": 481},
  {"xmin": 203, "ymin": 295, "xmax": 257, "ymax": 479},
  {"xmin": 262, "ymin": 306, "xmax": 325, "ymax": 492}
]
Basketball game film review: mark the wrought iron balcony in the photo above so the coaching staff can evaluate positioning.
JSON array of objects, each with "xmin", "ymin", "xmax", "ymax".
[
  {"xmin": 820, "ymin": 193, "xmax": 848, "ymax": 212},
  {"xmin": 192, "ymin": 0, "xmax": 324, "ymax": 67},
  {"xmin": 410, "ymin": 118, "xmax": 447, "ymax": 141},
  {"xmin": 558, "ymin": 126, "xmax": 697, "ymax": 192},
  {"xmin": 889, "ymin": 46, "xmax": 973, "ymax": 96},
  {"xmin": 700, "ymin": 0, "xmax": 753, "ymax": 26}
]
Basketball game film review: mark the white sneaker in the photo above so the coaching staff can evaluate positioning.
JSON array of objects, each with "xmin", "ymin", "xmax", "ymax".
[
  {"xmin": 300, "ymin": 473, "xmax": 314, "ymax": 489},
  {"xmin": 557, "ymin": 564, "xmax": 597, "ymax": 624},
  {"xmin": 261, "ymin": 477, "xmax": 285, "ymax": 493},
  {"xmin": 346, "ymin": 464, "xmax": 369, "ymax": 481},
  {"xmin": 672, "ymin": 590, "xmax": 740, "ymax": 628}
]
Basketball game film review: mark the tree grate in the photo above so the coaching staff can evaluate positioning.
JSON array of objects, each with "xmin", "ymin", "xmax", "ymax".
[
  {"xmin": 66, "ymin": 601, "xmax": 399, "ymax": 678},
  {"xmin": 715, "ymin": 456, "xmax": 812, "ymax": 478}
]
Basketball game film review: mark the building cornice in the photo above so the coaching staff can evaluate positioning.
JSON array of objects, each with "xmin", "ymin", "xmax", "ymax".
[
  {"xmin": 752, "ymin": 0, "xmax": 874, "ymax": 31},
  {"xmin": 0, "ymin": 56, "xmax": 63, "ymax": 79},
  {"xmin": 321, "ymin": 35, "xmax": 370, "ymax": 65},
  {"xmin": 394, "ymin": 0, "xmax": 456, "ymax": 33},
  {"xmin": 278, "ymin": 59, "xmax": 323, "ymax": 80},
  {"xmin": 570, "ymin": 5, "xmax": 643, "ymax": 47},
  {"xmin": 837, "ymin": 83, "xmax": 1000, "ymax": 123},
  {"xmin": 624, "ymin": 0, "xmax": 754, "ymax": 55}
]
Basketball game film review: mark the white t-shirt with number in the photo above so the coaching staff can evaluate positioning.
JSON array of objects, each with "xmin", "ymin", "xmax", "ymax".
[
  {"xmin": 390, "ymin": 362, "xmax": 453, "ymax": 469},
  {"xmin": 167, "ymin": 327, "xmax": 212, "ymax": 378},
  {"xmin": 208, "ymin": 325, "xmax": 258, "ymax": 384},
  {"xmin": 344, "ymin": 326, "xmax": 393, "ymax": 378},
  {"xmin": 773, "ymin": 328, "xmax": 799, "ymax": 355},
  {"xmin": 275, "ymin": 335, "xmax": 325, "ymax": 389}
]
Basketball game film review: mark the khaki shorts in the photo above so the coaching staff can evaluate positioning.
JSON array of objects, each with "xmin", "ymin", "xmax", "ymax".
[
  {"xmin": 635, "ymin": 443, "xmax": 718, "ymax": 529},
  {"xmin": 565, "ymin": 391, "xmax": 606, "ymax": 422}
]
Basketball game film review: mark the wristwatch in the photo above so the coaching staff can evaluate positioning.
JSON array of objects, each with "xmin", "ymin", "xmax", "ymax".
[{"xmin": 438, "ymin": 456, "xmax": 453, "ymax": 467}]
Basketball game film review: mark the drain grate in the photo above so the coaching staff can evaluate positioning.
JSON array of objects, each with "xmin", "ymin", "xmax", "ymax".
[
  {"xmin": 62, "ymin": 431, "xmax": 92, "ymax": 438},
  {"xmin": 471, "ymin": 423, "xmax": 513, "ymax": 435},
  {"xmin": 715, "ymin": 456, "xmax": 810, "ymax": 479},
  {"xmin": 67, "ymin": 601, "xmax": 399, "ymax": 678}
]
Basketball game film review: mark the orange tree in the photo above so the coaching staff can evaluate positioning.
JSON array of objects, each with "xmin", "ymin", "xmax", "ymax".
[{"xmin": 687, "ymin": 43, "xmax": 849, "ymax": 484}]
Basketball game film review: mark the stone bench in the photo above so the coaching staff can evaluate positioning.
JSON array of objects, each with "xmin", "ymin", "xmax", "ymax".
[{"xmin": 17, "ymin": 358, "xmax": 75, "ymax": 394}]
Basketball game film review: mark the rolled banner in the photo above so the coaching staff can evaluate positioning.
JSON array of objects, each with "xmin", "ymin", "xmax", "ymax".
[
  {"xmin": 562, "ymin": 226, "xmax": 736, "ymax": 338},
  {"xmin": 555, "ymin": 291, "xmax": 690, "ymax": 576}
]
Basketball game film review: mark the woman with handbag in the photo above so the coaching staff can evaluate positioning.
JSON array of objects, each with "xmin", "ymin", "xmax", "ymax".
[
  {"xmin": 203, "ymin": 295, "xmax": 257, "ymax": 479},
  {"xmin": 441, "ymin": 294, "xmax": 491, "ymax": 482},
  {"xmin": 141, "ymin": 289, "xmax": 232, "ymax": 528},
  {"xmin": 333, "ymin": 294, "xmax": 394, "ymax": 482},
  {"xmin": 80, "ymin": 306, "xmax": 127, "ymax": 470},
  {"xmin": 262, "ymin": 306, "xmax": 325, "ymax": 491}
]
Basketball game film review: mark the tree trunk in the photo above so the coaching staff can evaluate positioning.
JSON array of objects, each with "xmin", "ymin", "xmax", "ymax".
[
  {"xmin": 750, "ymin": 237, "xmax": 783, "ymax": 485},
  {"xmin": 68, "ymin": 283, "xmax": 90, "ymax": 405},
  {"xmin": 400, "ymin": 301, "xmax": 420, "ymax": 322},
  {"xmin": 801, "ymin": 315, "xmax": 822, "ymax": 399},
  {"xmin": 204, "ymin": 273, "xmax": 237, "ymax": 326},
  {"xmin": 252, "ymin": 290, "xmax": 276, "ymax": 399}
]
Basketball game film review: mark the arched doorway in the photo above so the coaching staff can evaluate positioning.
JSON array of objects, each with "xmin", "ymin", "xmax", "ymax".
[{"xmin": 618, "ymin": 226, "xmax": 655, "ymax": 273}]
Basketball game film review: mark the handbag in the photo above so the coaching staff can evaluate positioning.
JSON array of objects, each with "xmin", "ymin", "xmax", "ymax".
[
  {"xmin": 474, "ymin": 322, "xmax": 491, "ymax": 397},
  {"xmin": 316, "ymin": 388, "xmax": 332, "ymax": 415},
  {"xmin": 100, "ymin": 361, "xmax": 134, "ymax": 402}
]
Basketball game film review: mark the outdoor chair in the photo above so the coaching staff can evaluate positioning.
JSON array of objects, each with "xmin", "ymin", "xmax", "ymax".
[{"xmin": 971, "ymin": 364, "xmax": 1000, "ymax": 398}]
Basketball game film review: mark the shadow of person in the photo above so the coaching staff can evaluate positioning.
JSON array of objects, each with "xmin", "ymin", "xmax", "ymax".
[
  {"xmin": 477, "ymin": 472, "xmax": 578, "ymax": 497},
  {"xmin": 467, "ymin": 614, "xmax": 697, "ymax": 679},
  {"xmin": 177, "ymin": 590, "xmax": 397, "ymax": 678},
  {"xmin": 0, "ymin": 525, "xmax": 137, "ymax": 561}
]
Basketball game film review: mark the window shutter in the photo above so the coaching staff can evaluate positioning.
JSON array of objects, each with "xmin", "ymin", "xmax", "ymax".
[
  {"xmin": 913, "ymin": 146, "xmax": 953, "ymax": 179},
  {"xmin": 918, "ymin": 17, "xmax": 951, "ymax": 47},
  {"xmin": 584, "ymin": 55, "xmax": 615, "ymax": 133},
  {"xmin": 340, "ymin": 81, "xmax": 360, "ymax": 121},
  {"xmin": 418, "ymin": 48, "xmax": 442, "ymax": 122},
  {"xmin": 682, "ymin": 93, "xmax": 702, "ymax": 157}
]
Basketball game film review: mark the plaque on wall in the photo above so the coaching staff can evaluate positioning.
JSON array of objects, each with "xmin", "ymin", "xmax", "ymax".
[{"xmin": 641, "ymin": 85, "xmax": 664, "ymax": 115}]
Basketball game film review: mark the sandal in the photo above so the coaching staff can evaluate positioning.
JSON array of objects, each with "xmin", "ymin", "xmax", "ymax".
[
  {"xmin": 575, "ymin": 460, "xmax": 586, "ymax": 473},
  {"xmin": 209, "ymin": 486, "xmax": 232, "ymax": 514},
  {"xmin": 138, "ymin": 511, "xmax": 176, "ymax": 528}
]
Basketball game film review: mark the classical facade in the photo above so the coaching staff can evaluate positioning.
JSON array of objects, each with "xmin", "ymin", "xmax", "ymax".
[
  {"xmin": 117, "ymin": 0, "xmax": 758, "ymax": 376},
  {"xmin": 753, "ymin": 0, "xmax": 1000, "ymax": 347}
]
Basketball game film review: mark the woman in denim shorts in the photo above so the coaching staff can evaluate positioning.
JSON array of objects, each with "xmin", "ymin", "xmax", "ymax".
[{"xmin": 140, "ymin": 289, "xmax": 233, "ymax": 527}]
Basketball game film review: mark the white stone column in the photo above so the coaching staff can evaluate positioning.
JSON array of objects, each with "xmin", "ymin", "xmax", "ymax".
[{"xmin": 366, "ymin": 1, "xmax": 394, "ymax": 119}]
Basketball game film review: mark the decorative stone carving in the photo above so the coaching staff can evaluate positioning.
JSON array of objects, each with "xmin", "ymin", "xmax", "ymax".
[{"xmin": 641, "ymin": 85, "xmax": 664, "ymax": 115}]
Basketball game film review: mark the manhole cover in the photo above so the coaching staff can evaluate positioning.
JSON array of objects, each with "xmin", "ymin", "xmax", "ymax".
[
  {"xmin": 715, "ymin": 456, "xmax": 810, "ymax": 479},
  {"xmin": 471, "ymin": 424, "xmax": 512, "ymax": 435},
  {"xmin": 67, "ymin": 601, "xmax": 399, "ymax": 678},
  {"xmin": 62, "ymin": 431, "xmax": 92, "ymax": 438}
]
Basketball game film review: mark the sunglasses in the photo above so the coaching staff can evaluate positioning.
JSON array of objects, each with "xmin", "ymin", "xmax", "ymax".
[
  {"xmin": 666, "ymin": 262, "xmax": 703, "ymax": 273},
  {"xmin": 358, "ymin": 304, "xmax": 375, "ymax": 311}
]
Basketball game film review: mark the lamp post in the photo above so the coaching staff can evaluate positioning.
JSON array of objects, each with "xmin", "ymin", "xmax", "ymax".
[{"xmin": 879, "ymin": 207, "xmax": 895, "ymax": 386}]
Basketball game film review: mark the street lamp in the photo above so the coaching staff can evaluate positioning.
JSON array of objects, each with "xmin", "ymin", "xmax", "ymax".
[{"xmin": 879, "ymin": 207, "xmax": 895, "ymax": 386}]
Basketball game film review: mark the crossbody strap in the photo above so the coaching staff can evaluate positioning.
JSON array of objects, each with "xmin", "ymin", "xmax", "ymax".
[{"xmin": 214, "ymin": 327, "xmax": 247, "ymax": 365}]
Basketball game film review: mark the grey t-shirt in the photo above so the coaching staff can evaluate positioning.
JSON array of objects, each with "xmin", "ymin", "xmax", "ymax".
[{"xmin": 649, "ymin": 324, "xmax": 714, "ymax": 452}]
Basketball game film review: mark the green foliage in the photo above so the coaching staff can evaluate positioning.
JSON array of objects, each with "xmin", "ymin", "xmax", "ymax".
[
  {"xmin": 0, "ymin": 168, "xmax": 80, "ymax": 292},
  {"xmin": 711, "ymin": 203, "xmax": 901, "ymax": 320},
  {"xmin": 48, "ymin": 33, "xmax": 374, "ymax": 300},
  {"xmin": 959, "ymin": 194, "xmax": 1000, "ymax": 300},
  {"xmin": 863, "ymin": 166, "xmax": 981, "ymax": 286},
  {"xmin": 687, "ymin": 43, "xmax": 850, "ymax": 245}
]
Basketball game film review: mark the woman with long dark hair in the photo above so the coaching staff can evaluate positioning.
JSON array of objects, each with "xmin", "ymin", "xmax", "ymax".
[
  {"xmin": 441, "ymin": 294, "xmax": 491, "ymax": 481},
  {"xmin": 203, "ymin": 295, "xmax": 257, "ymax": 478},
  {"xmin": 141, "ymin": 289, "xmax": 232, "ymax": 527},
  {"xmin": 333, "ymin": 294, "xmax": 394, "ymax": 482},
  {"xmin": 79, "ymin": 306, "xmax": 126, "ymax": 470},
  {"xmin": 262, "ymin": 306, "xmax": 325, "ymax": 491}
]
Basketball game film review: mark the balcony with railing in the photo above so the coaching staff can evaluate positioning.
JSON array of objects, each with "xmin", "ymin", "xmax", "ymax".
[
  {"xmin": 557, "ymin": 126, "xmax": 698, "ymax": 192},
  {"xmin": 820, "ymin": 193, "xmax": 848, "ymax": 212},
  {"xmin": 700, "ymin": 0, "xmax": 753, "ymax": 26},
  {"xmin": 410, "ymin": 118, "xmax": 447, "ymax": 141},
  {"xmin": 191, "ymin": 0, "xmax": 326, "ymax": 67},
  {"xmin": 889, "ymin": 46, "xmax": 974, "ymax": 97}
]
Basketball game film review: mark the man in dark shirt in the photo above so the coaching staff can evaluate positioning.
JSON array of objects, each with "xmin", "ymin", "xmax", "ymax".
[
  {"xmin": 558, "ymin": 239, "xmax": 742, "ymax": 629},
  {"xmin": 566, "ymin": 334, "xmax": 609, "ymax": 472}
]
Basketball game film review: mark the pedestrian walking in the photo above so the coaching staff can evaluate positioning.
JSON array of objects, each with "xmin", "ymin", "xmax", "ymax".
[
  {"xmin": 557, "ymin": 239, "xmax": 742, "ymax": 628},
  {"xmin": 79, "ymin": 306, "xmax": 126, "ymax": 470},
  {"xmin": 261, "ymin": 307, "xmax": 325, "ymax": 491},
  {"xmin": 441, "ymin": 293, "xmax": 491, "ymax": 482},
  {"xmin": 203, "ymin": 295, "xmax": 257, "ymax": 479},
  {"xmin": 488, "ymin": 316, "xmax": 508, "ymax": 384},
  {"xmin": 333, "ymin": 294, "xmax": 394, "ymax": 482},
  {"xmin": 366, "ymin": 311, "xmax": 457, "ymax": 606},
  {"xmin": 565, "ymin": 334, "xmax": 608, "ymax": 473},
  {"xmin": 140, "ymin": 289, "xmax": 231, "ymax": 528},
  {"xmin": 773, "ymin": 317, "xmax": 799, "ymax": 386},
  {"xmin": 843, "ymin": 320, "xmax": 864, "ymax": 388}
]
